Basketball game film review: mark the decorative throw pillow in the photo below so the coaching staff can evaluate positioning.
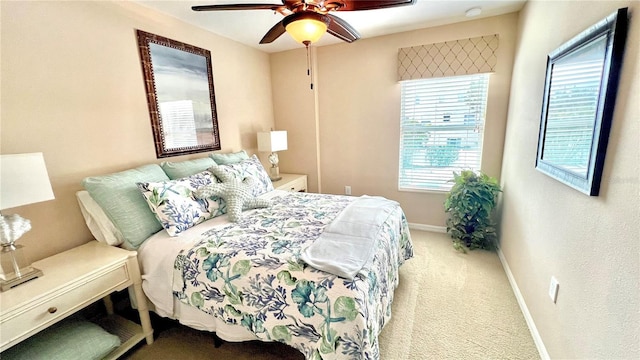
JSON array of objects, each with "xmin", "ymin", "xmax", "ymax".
[
  {"xmin": 161, "ymin": 157, "xmax": 217, "ymax": 180},
  {"xmin": 210, "ymin": 150, "xmax": 249, "ymax": 165},
  {"xmin": 1, "ymin": 318, "xmax": 120, "ymax": 360},
  {"xmin": 82, "ymin": 164, "xmax": 169, "ymax": 250},
  {"xmin": 137, "ymin": 171, "xmax": 225, "ymax": 236},
  {"xmin": 195, "ymin": 165, "xmax": 270, "ymax": 222},
  {"xmin": 214, "ymin": 154, "xmax": 274, "ymax": 196}
]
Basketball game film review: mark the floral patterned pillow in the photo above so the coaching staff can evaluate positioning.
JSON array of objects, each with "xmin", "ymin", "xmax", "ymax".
[
  {"xmin": 137, "ymin": 171, "xmax": 226, "ymax": 236},
  {"xmin": 212, "ymin": 154, "xmax": 274, "ymax": 196}
]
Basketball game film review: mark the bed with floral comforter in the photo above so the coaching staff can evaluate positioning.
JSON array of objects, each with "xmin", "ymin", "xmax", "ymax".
[{"xmin": 172, "ymin": 191, "xmax": 413, "ymax": 360}]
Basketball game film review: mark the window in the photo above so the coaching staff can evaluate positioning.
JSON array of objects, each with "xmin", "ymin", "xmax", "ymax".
[
  {"xmin": 398, "ymin": 73, "xmax": 490, "ymax": 191},
  {"xmin": 463, "ymin": 113, "xmax": 476, "ymax": 125}
]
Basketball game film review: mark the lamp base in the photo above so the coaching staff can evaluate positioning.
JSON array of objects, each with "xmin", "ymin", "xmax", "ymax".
[
  {"xmin": 1, "ymin": 266, "xmax": 42, "ymax": 291},
  {"xmin": 269, "ymin": 166, "xmax": 282, "ymax": 182}
]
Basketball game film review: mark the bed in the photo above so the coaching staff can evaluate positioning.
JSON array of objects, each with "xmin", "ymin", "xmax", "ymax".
[{"xmin": 78, "ymin": 154, "xmax": 414, "ymax": 360}]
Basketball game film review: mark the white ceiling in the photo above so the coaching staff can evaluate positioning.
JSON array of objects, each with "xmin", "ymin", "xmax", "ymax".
[{"xmin": 135, "ymin": 0, "xmax": 526, "ymax": 53}]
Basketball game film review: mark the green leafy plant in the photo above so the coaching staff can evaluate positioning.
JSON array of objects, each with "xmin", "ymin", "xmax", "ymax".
[{"xmin": 444, "ymin": 170, "xmax": 502, "ymax": 252}]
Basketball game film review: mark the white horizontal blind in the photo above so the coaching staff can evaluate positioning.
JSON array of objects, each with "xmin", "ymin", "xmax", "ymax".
[
  {"xmin": 541, "ymin": 58, "xmax": 604, "ymax": 176},
  {"xmin": 159, "ymin": 100, "xmax": 197, "ymax": 149},
  {"xmin": 399, "ymin": 73, "xmax": 489, "ymax": 191}
]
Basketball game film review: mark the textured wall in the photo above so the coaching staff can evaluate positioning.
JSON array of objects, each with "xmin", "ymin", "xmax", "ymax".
[
  {"xmin": 499, "ymin": 0, "xmax": 639, "ymax": 358},
  {"xmin": 0, "ymin": 1, "xmax": 275, "ymax": 262}
]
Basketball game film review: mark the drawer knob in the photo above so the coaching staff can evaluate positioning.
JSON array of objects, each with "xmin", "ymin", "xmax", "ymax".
[{"xmin": 47, "ymin": 307, "xmax": 57, "ymax": 314}]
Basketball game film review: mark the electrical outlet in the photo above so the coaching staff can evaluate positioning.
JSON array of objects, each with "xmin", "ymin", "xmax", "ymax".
[
  {"xmin": 345, "ymin": 186, "xmax": 351, "ymax": 195},
  {"xmin": 549, "ymin": 276, "xmax": 559, "ymax": 303}
]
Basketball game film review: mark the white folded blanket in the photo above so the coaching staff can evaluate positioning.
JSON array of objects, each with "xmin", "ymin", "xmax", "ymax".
[{"xmin": 300, "ymin": 195, "xmax": 399, "ymax": 279}]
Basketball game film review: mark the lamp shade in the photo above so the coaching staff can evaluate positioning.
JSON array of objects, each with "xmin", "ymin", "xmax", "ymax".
[
  {"xmin": 257, "ymin": 131, "xmax": 288, "ymax": 152},
  {"xmin": 284, "ymin": 12, "xmax": 329, "ymax": 44},
  {"xmin": 0, "ymin": 153, "xmax": 55, "ymax": 210}
]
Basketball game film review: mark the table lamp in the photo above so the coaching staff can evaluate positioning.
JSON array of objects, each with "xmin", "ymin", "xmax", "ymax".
[
  {"xmin": 257, "ymin": 131, "xmax": 288, "ymax": 181},
  {"xmin": 0, "ymin": 153, "xmax": 55, "ymax": 291}
]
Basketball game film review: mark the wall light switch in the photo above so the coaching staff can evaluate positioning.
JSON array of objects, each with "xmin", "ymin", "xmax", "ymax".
[
  {"xmin": 345, "ymin": 186, "xmax": 352, "ymax": 195},
  {"xmin": 549, "ymin": 276, "xmax": 559, "ymax": 303}
]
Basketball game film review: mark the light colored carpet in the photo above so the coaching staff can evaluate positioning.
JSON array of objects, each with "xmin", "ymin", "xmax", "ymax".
[
  {"xmin": 378, "ymin": 231, "xmax": 539, "ymax": 359},
  {"xmin": 123, "ymin": 230, "xmax": 539, "ymax": 360}
]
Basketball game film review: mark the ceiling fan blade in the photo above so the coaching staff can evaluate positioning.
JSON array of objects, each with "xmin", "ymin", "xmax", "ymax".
[
  {"xmin": 259, "ymin": 19, "xmax": 286, "ymax": 44},
  {"xmin": 192, "ymin": 3, "xmax": 284, "ymax": 11},
  {"xmin": 327, "ymin": 14, "xmax": 360, "ymax": 43},
  {"xmin": 332, "ymin": 0, "xmax": 416, "ymax": 11}
]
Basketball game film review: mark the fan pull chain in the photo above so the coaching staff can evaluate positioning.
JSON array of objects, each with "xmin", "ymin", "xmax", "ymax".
[{"xmin": 304, "ymin": 40, "xmax": 313, "ymax": 90}]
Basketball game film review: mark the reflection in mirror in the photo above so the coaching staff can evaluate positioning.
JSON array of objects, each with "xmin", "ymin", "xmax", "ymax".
[
  {"xmin": 540, "ymin": 35, "xmax": 606, "ymax": 177},
  {"xmin": 137, "ymin": 30, "xmax": 220, "ymax": 158},
  {"xmin": 535, "ymin": 7, "xmax": 628, "ymax": 196}
]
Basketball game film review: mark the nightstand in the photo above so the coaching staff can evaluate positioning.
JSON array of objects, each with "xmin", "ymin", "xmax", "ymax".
[
  {"xmin": 0, "ymin": 241, "xmax": 153, "ymax": 359},
  {"xmin": 272, "ymin": 173, "xmax": 307, "ymax": 192}
]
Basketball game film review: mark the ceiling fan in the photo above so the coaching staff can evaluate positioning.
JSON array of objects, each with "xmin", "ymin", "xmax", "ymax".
[{"xmin": 192, "ymin": 0, "xmax": 417, "ymax": 46}]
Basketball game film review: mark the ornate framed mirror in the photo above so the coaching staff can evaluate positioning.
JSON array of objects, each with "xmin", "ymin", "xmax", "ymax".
[{"xmin": 137, "ymin": 30, "xmax": 221, "ymax": 158}]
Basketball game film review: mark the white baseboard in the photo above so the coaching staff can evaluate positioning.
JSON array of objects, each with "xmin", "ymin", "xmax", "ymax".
[
  {"xmin": 497, "ymin": 248, "xmax": 550, "ymax": 360},
  {"xmin": 408, "ymin": 223, "xmax": 447, "ymax": 233}
]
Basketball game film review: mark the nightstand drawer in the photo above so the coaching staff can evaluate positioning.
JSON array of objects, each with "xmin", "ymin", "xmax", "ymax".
[
  {"xmin": 272, "ymin": 174, "xmax": 308, "ymax": 192},
  {"xmin": 1, "ymin": 265, "xmax": 129, "ymax": 347},
  {"xmin": 285, "ymin": 177, "xmax": 307, "ymax": 192}
]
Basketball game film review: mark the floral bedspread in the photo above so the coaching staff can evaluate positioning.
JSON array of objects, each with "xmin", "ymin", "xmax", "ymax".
[{"xmin": 173, "ymin": 192, "xmax": 414, "ymax": 359}]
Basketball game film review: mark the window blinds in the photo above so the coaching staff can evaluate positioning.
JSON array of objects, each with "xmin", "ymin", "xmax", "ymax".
[{"xmin": 399, "ymin": 73, "xmax": 490, "ymax": 191}]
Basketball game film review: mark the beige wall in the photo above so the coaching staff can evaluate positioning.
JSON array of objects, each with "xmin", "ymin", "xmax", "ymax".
[
  {"xmin": 500, "ymin": 0, "xmax": 639, "ymax": 358},
  {"xmin": 271, "ymin": 13, "xmax": 518, "ymax": 226},
  {"xmin": 270, "ymin": 48, "xmax": 322, "ymax": 192},
  {"xmin": 0, "ymin": 1, "xmax": 275, "ymax": 262}
]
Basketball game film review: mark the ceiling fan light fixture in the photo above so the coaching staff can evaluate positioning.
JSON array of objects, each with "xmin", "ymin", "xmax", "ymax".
[{"xmin": 284, "ymin": 12, "xmax": 330, "ymax": 45}]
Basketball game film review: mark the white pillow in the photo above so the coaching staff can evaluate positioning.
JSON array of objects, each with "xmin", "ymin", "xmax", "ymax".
[{"xmin": 76, "ymin": 191, "xmax": 123, "ymax": 246}]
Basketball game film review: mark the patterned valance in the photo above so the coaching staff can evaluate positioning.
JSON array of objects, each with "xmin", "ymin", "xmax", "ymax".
[{"xmin": 398, "ymin": 34, "xmax": 499, "ymax": 81}]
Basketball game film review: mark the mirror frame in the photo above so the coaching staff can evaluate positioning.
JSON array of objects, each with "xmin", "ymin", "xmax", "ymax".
[
  {"xmin": 136, "ymin": 30, "xmax": 221, "ymax": 158},
  {"xmin": 535, "ymin": 8, "xmax": 628, "ymax": 196}
]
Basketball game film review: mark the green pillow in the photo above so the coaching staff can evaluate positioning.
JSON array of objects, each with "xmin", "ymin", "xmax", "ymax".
[
  {"xmin": 160, "ymin": 157, "xmax": 216, "ymax": 179},
  {"xmin": 83, "ymin": 164, "xmax": 169, "ymax": 249},
  {"xmin": 210, "ymin": 150, "xmax": 249, "ymax": 165},
  {"xmin": 2, "ymin": 319, "xmax": 120, "ymax": 360}
]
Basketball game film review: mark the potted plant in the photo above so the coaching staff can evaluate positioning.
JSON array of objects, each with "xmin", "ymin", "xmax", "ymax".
[{"xmin": 444, "ymin": 170, "xmax": 502, "ymax": 252}]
